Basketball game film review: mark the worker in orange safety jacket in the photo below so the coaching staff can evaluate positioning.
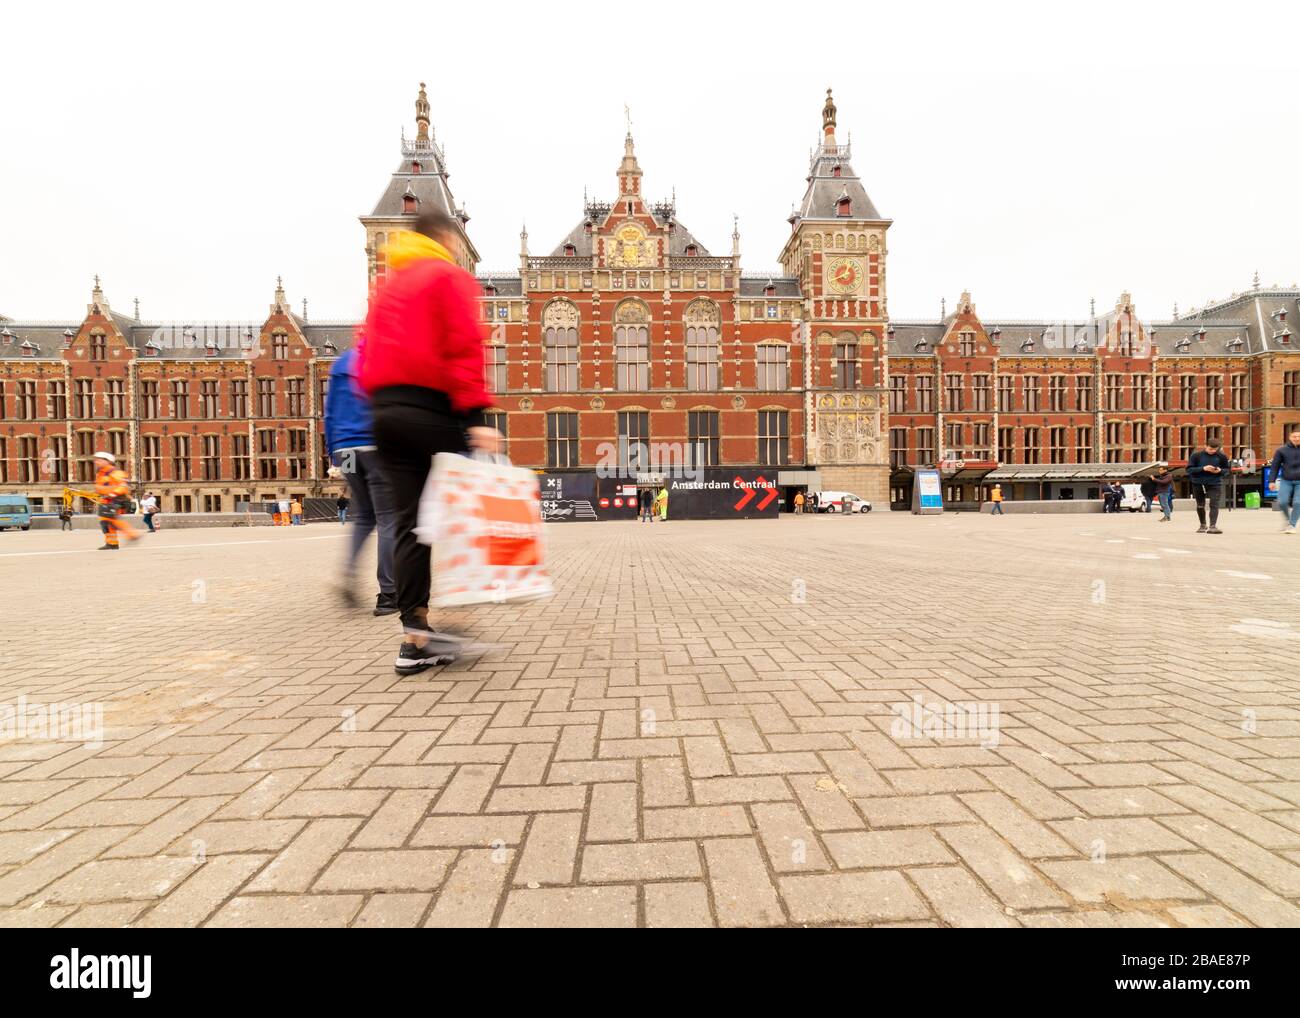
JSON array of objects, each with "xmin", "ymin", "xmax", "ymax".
[{"xmin": 94, "ymin": 451, "xmax": 140, "ymax": 550}]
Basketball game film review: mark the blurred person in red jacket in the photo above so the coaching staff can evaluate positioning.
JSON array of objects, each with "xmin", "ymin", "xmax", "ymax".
[{"xmin": 359, "ymin": 209, "xmax": 501, "ymax": 675}]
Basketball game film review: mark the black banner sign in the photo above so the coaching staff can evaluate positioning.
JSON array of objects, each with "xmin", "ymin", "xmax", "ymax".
[{"xmin": 666, "ymin": 469, "xmax": 779, "ymax": 519}]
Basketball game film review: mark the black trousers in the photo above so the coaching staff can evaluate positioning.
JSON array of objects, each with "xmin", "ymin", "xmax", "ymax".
[
  {"xmin": 1191, "ymin": 483, "xmax": 1222, "ymax": 526},
  {"xmin": 372, "ymin": 389, "xmax": 468, "ymax": 631}
]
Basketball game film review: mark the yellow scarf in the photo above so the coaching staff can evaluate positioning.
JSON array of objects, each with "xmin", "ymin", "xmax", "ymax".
[{"xmin": 383, "ymin": 231, "xmax": 455, "ymax": 271}]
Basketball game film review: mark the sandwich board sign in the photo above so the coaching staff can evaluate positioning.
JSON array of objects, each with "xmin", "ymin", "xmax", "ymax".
[{"xmin": 912, "ymin": 469, "xmax": 944, "ymax": 515}]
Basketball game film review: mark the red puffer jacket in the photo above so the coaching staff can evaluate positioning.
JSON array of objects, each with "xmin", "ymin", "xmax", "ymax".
[{"xmin": 358, "ymin": 240, "xmax": 490, "ymax": 416}]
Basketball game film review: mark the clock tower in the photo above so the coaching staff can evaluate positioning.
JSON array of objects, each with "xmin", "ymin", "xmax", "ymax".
[{"xmin": 779, "ymin": 89, "xmax": 892, "ymax": 505}]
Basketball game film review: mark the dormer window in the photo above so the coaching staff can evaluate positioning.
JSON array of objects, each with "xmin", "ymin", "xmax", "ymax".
[
  {"xmin": 584, "ymin": 220, "xmax": 593, "ymax": 234},
  {"xmin": 0, "ymin": 327, "xmax": 13, "ymax": 344},
  {"xmin": 564, "ymin": 244, "xmax": 576, "ymax": 257},
  {"xmin": 484, "ymin": 282, "xmax": 497, "ymax": 297},
  {"xmin": 1227, "ymin": 336, "xmax": 1244, "ymax": 351},
  {"xmin": 145, "ymin": 338, "xmax": 161, "ymax": 357},
  {"xmin": 20, "ymin": 339, "xmax": 36, "ymax": 357},
  {"xmin": 914, "ymin": 338, "xmax": 929, "ymax": 352},
  {"xmin": 1175, "ymin": 337, "xmax": 1191, "ymax": 352},
  {"xmin": 832, "ymin": 164, "xmax": 842, "ymax": 177},
  {"xmin": 1276, "ymin": 329, "xmax": 1293, "ymax": 345},
  {"xmin": 685, "ymin": 244, "xmax": 698, "ymax": 257},
  {"xmin": 410, "ymin": 161, "xmax": 422, "ymax": 174},
  {"xmin": 836, "ymin": 197, "xmax": 851, "ymax": 217},
  {"xmin": 63, "ymin": 328, "xmax": 75, "ymax": 346},
  {"xmin": 989, "ymin": 326, "xmax": 1002, "ymax": 344},
  {"xmin": 1021, "ymin": 338, "xmax": 1035, "ymax": 352},
  {"xmin": 1195, "ymin": 326, "xmax": 1207, "ymax": 340},
  {"xmin": 205, "ymin": 339, "xmax": 218, "ymax": 357},
  {"xmin": 764, "ymin": 280, "xmax": 776, "ymax": 297},
  {"xmin": 1271, "ymin": 307, "xmax": 1287, "ymax": 322},
  {"xmin": 402, "ymin": 185, "xmax": 418, "ymax": 215},
  {"xmin": 1074, "ymin": 339, "xmax": 1090, "ymax": 353}
]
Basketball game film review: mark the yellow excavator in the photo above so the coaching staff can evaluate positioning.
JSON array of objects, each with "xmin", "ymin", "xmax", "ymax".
[{"xmin": 62, "ymin": 487, "xmax": 102, "ymax": 513}]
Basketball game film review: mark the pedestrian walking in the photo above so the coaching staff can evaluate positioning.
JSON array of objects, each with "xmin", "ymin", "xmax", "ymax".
[
  {"xmin": 277, "ymin": 498, "xmax": 290, "ymax": 527},
  {"xmin": 793, "ymin": 491, "xmax": 805, "ymax": 514},
  {"xmin": 1140, "ymin": 476, "xmax": 1157, "ymax": 513},
  {"xmin": 359, "ymin": 210, "xmax": 501, "ymax": 675},
  {"xmin": 59, "ymin": 505, "xmax": 74, "ymax": 531},
  {"xmin": 638, "ymin": 486, "xmax": 655, "ymax": 523},
  {"xmin": 1187, "ymin": 437, "xmax": 1230, "ymax": 534},
  {"xmin": 140, "ymin": 492, "xmax": 159, "ymax": 533},
  {"xmin": 326, "ymin": 345, "xmax": 398, "ymax": 615},
  {"xmin": 337, "ymin": 495, "xmax": 350, "ymax": 524},
  {"xmin": 92, "ymin": 452, "xmax": 140, "ymax": 550},
  {"xmin": 1151, "ymin": 465, "xmax": 1174, "ymax": 521},
  {"xmin": 290, "ymin": 498, "xmax": 303, "ymax": 525},
  {"xmin": 655, "ymin": 485, "xmax": 668, "ymax": 521},
  {"xmin": 1267, "ymin": 427, "xmax": 1300, "ymax": 534},
  {"xmin": 989, "ymin": 484, "xmax": 1004, "ymax": 516}
]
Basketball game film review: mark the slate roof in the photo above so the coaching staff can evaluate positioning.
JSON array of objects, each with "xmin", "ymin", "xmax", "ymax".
[
  {"xmin": 546, "ymin": 208, "xmax": 713, "ymax": 259},
  {"xmin": 792, "ymin": 143, "xmax": 884, "ymax": 223},
  {"xmin": 477, "ymin": 276, "xmax": 524, "ymax": 297},
  {"xmin": 0, "ymin": 323, "xmax": 73, "ymax": 359},
  {"xmin": 739, "ymin": 276, "xmax": 802, "ymax": 297}
]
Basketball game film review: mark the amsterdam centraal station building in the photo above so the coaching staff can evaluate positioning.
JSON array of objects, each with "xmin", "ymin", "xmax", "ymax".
[{"xmin": 2, "ymin": 86, "xmax": 1299, "ymax": 518}]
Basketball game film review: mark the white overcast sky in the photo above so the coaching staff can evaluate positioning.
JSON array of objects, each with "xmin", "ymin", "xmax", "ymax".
[{"xmin": 3, "ymin": 0, "xmax": 1298, "ymax": 324}]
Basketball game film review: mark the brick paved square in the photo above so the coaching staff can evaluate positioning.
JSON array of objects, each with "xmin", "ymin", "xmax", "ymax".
[{"xmin": 1, "ymin": 511, "xmax": 1298, "ymax": 926}]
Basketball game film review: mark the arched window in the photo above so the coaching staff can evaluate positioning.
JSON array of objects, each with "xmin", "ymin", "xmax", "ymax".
[
  {"xmin": 543, "ymin": 301, "xmax": 579, "ymax": 392},
  {"xmin": 684, "ymin": 299, "xmax": 720, "ymax": 390},
  {"xmin": 614, "ymin": 301, "xmax": 650, "ymax": 391}
]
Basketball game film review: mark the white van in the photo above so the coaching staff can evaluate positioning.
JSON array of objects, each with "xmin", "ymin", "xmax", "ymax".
[
  {"xmin": 1119, "ymin": 484, "xmax": 1148, "ymax": 512},
  {"xmin": 813, "ymin": 491, "xmax": 872, "ymax": 514}
]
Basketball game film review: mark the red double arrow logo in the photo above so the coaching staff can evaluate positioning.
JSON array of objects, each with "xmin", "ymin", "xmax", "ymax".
[{"xmin": 734, "ymin": 476, "xmax": 778, "ymax": 512}]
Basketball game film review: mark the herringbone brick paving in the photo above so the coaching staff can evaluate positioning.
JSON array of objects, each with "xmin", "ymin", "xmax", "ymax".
[{"xmin": 1, "ymin": 511, "xmax": 1298, "ymax": 927}]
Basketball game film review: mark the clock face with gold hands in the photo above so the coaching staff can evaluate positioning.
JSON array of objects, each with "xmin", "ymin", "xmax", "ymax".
[{"xmin": 827, "ymin": 256, "xmax": 862, "ymax": 294}]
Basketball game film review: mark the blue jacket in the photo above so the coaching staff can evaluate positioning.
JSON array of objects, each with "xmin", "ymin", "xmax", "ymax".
[
  {"xmin": 1270, "ymin": 442, "xmax": 1300, "ymax": 483},
  {"xmin": 324, "ymin": 349, "xmax": 374, "ymax": 458}
]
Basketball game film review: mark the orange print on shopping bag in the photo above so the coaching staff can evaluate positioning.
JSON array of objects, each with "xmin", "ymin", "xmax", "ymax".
[{"xmin": 475, "ymin": 494, "xmax": 542, "ymax": 566}]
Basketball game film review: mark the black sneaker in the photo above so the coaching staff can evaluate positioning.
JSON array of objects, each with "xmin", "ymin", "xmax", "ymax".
[
  {"xmin": 373, "ymin": 595, "xmax": 399, "ymax": 617},
  {"xmin": 1206, "ymin": 526, "xmax": 1223, "ymax": 534},
  {"xmin": 98, "ymin": 544, "xmax": 118, "ymax": 550},
  {"xmin": 1196, "ymin": 524, "xmax": 1207, "ymax": 533},
  {"xmin": 394, "ymin": 637, "xmax": 462, "ymax": 675}
]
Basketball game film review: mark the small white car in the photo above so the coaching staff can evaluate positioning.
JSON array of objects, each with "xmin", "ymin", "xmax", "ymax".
[
  {"xmin": 1119, "ymin": 484, "xmax": 1148, "ymax": 512},
  {"xmin": 814, "ymin": 491, "xmax": 873, "ymax": 514}
]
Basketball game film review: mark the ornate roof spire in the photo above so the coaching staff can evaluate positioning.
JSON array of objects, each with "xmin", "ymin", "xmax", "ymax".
[
  {"xmin": 274, "ymin": 276, "xmax": 286, "ymax": 309},
  {"xmin": 617, "ymin": 120, "xmax": 642, "ymax": 197},
  {"xmin": 822, "ymin": 88, "xmax": 837, "ymax": 143},
  {"xmin": 414, "ymin": 82, "xmax": 431, "ymax": 147}
]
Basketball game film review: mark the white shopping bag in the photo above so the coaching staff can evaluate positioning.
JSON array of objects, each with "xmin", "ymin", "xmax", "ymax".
[{"xmin": 416, "ymin": 452, "xmax": 552, "ymax": 607}]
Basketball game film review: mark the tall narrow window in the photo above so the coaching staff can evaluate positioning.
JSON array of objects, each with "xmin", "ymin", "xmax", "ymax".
[
  {"xmin": 916, "ymin": 375, "xmax": 934, "ymax": 413},
  {"xmin": 257, "ymin": 378, "xmax": 275, "ymax": 417},
  {"xmin": 1076, "ymin": 426, "xmax": 1093, "ymax": 463},
  {"xmin": 1048, "ymin": 376, "xmax": 1066, "ymax": 412},
  {"xmin": 1023, "ymin": 427, "xmax": 1041, "ymax": 465},
  {"xmin": 142, "ymin": 435, "xmax": 162, "ymax": 481},
  {"xmin": 757, "ymin": 410, "xmax": 789, "ymax": 466},
  {"xmin": 48, "ymin": 381, "xmax": 67, "ymax": 419},
  {"xmin": 202, "ymin": 434, "xmax": 221, "ymax": 480},
  {"xmin": 614, "ymin": 301, "xmax": 650, "ymax": 391},
  {"xmin": 257, "ymin": 428, "xmax": 277, "ymax": 479},
  {"xmin": 997, "ymin": 375, "xmax": 1014, "ymax": 412},
  {"xmin": 1023, "ymin": 375, "xmax": 1041, "ymax": 413},
  {"xmin": 543, "ymin": 301, "xmax": 579, "ymax": 392},
  {"xmin": 617, "ymin": 411, "xmax": 650, "ymax": 471},
  {"xmin": 943, "ymin": 373, "xmax": 963, "ymax": 412},
  {"xmin": 888, "ymin": 375, "xmax": 907, "ymax": 413},
  {"xmin": 756, "ymin": 345, "xmax": 788, "ymax": 390},
  {"xmin": 889, "ymin": 427, "xmax": 908, "ymax": 468},
  {"xmin": 171, "ymin": 434, "xmax": 192, "ymax": 481},
  {"xmin": 232, "ymin": 434, "xmax": 251, "ymax": 480},
  {"xmin": 833, "ymin": 336, "xmax": 859, "ymax": 389},
  {"xmin": 916, "ymin": 428, "xmax": 936, "ymax": 465},
  {"xmin": 76, "ymin": 380, "xmax": 95, "ymax": 419},
  {"xmin": 272, "ymin": 333, "xmax": 289, "ymax": 360},
  {"xmin": 688, "ymin": 410, "xmax": 719, "ymax": 467},
  {"xmin": 171, "ymin": 380, "xmax": 189, "ymax": 419},
  {"xmin": 546, "ymin": 411, "xmax": 579, "ymax": 468},
  {"xmin": 286, "ymin": 378, "xmax": 305, "ymax": 416},
  {"xmin": 1076, "ymin": 374, "xmax": 1093, "ymax": 412},
  {"xmin": 488, "ymin": 346, "xmax": 507, "ymax": 393},
  {"xmin": 973, "ymin": 374, "xmax": 991, "ymax": 412},
  {"xmin": 105, "ymin": 380, "xmax": 125, "ymax": 418},
  {"xmin": 684, "ymin": 301, "xmax": 720, "ymax": 390},
  {"xmin": 201, "ymin": 380, "xmax": 220, "ymax": 418},
  {"xmin": 230, "ymin": 379, "xmax": 249, "ymax": 418},
  {"xmin": 90, "ymin": 334, "xmax": 107, "ymax": 360}
]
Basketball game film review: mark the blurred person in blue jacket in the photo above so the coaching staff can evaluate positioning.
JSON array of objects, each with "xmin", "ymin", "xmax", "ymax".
[{"xmin": 325, "ymin": 344, "xmax": 398, "ymax": 616}]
